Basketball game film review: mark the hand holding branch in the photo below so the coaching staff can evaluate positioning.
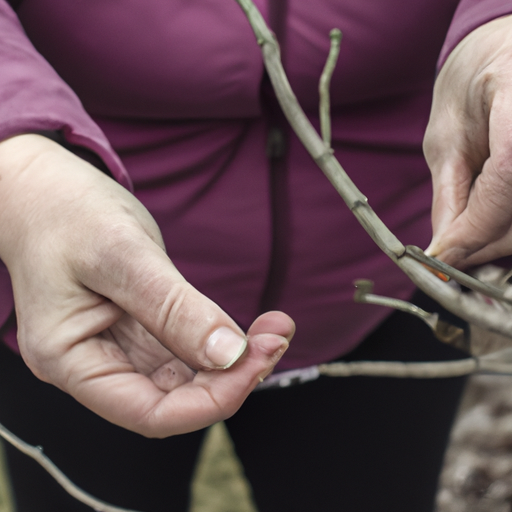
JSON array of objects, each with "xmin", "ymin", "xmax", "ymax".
[{"xmin": 425, "ymin": 15, "xmax": 512, "ymax": 268}]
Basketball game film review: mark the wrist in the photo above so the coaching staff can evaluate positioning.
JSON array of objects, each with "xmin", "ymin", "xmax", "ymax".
[{"xmin": 0, "ymin": 134, "xmax": 102, "ymax": 266}]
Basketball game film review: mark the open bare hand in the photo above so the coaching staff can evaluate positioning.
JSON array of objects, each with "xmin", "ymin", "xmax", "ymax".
[
  {"xmin": 0, "ymin": 134, "xmax": 294, "ymax": 438},
  {"xmin": 424, "ymin": 15, "xmax": 512, "ymax": 268}
]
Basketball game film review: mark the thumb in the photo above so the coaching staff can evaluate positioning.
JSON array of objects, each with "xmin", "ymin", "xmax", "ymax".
[{"xmin": 425, "ymin": 157, "xmax": 473, "ymax": 259}]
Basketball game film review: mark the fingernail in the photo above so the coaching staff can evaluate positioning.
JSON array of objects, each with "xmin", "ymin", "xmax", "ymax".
[
  {"xmin": 424, "ymin": 241, "xmax": 438, "ymax": 257},
  {"xmin": 206, "ymin": 327, "xmax": 247, "ymax": 369}
]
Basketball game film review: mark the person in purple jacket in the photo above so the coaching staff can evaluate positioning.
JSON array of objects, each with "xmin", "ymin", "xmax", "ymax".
[{"xmin": 0, "ymin": 1, "xmax": 511, "ymax": 511}]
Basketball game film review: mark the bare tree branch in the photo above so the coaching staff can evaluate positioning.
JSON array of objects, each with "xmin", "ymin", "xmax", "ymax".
[
  {"xmin": 319, "ymin": 28, "xmax": 342, "ymax": 147},
  {"xmin": 0, "ymin": 422, "xmax": 142, "ymax": 512},
  {"xmin": 405, "ymin": 245, "xmax": 512, "ymax": 305},
  {"xmin": 318, "ymin": 348, "xmax": 512, "ymax": 378},
  {"xmin": 256, "ymin": 347, "xmax": 512, "ymax": 390},
  {"xmin": 318, "ymin": 360, "xmax": 477, "ymax": 379},
  {"xmin": 234, "ymin": 0, "xmax": 512, "ymax": 340}
]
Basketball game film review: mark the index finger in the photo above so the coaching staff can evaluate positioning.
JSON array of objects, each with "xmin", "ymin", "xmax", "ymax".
[{"xmin": 429, "ymin": 93, "xmax": 512, "ymax": 265}]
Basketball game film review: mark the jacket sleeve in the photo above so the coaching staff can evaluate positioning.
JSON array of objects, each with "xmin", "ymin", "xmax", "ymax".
[
  {"xmin": 0, "ymin": 0, "xmax": 130, "ymax": 185},
  {"xmin": 0, "ymin": 0, "xmax": 131, "ymax": 350},
  {"xmin": 438, "ymin": 0, "xmax": 512, "ymax": 68}
]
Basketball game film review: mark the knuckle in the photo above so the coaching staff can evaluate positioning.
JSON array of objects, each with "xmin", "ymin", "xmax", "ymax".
[{"xmin": 157, "ymin": 283, "xmax": 220, "ymax": 355}]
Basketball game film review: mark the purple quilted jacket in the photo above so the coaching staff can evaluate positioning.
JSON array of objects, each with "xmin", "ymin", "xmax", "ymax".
[{"xmin": 0, "ymin": 0, "xmax": 510, "ymax": 369}]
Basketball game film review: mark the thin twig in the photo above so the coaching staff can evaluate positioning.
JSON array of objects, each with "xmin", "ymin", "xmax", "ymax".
[
  {"xmin": 353, "ymin": 279, "xmax": 439, "ymax": 329},
  {"xmin": 255, "ymin": 353, "xmax": 512, "ymax": 390},
  {"xmin": 319, "ymin": 29, "xmax": 342, "ymax": 147},
  {"xmin": 318, "ymin": 359, "xmax": 477, "ymax": 378},
  {"xmin": 319, "ymin": 354, "xmax": 512, "ymax": 378},
  {"xmin": 0, "ymin": 422, "xmax": 142, "ymax": 512},
  {"xmin": 353, "ymin": 279, "xmax": 469, "ymax": 349},
  {"xmin": 255, "ymin": 355, "xmax": 512, "ymax": 391},
  {"xmin": 406, "ymin": 245, "xmax": 512, "ymax": 305}
]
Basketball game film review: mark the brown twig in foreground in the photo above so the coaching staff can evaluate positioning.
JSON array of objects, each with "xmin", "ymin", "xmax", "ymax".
[{"xmin": 0, "ymin": 422, "xmax": 142, "ymax": 512}]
